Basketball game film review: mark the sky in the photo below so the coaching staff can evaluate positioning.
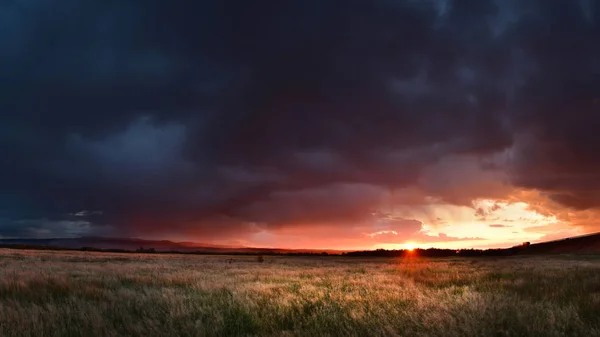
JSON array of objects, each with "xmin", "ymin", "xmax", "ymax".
[{"xmin": 1, "ymin": 0, "xmax": 599, "ymax": 250}]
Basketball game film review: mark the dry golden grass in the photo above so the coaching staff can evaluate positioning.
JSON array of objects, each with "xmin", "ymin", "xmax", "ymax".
[{"xmin": 0, "ymin": 249, "xmax": 599, "ymax": 336}]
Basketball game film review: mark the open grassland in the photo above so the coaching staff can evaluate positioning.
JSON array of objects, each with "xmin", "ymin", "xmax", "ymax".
[{"xmin": 0, "ymin": 250, "xmax": 599, "ymax": 336}]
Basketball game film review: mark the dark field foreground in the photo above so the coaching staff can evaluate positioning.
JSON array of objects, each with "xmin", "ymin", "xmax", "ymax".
[{"xmin": 0, "ymin": 250, "xmax": 599, "ymax": 336}]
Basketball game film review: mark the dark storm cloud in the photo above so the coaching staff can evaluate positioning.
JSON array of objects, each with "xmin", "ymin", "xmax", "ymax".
[
  {"xmin": 1, "ymin": 0, "xmax": 599, "ymax": 238},
  {"xmin": 500, "ymin": 1, "xmax": 600, "ymax": 210}
]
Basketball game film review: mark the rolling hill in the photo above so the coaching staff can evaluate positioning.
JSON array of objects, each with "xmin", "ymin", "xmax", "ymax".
[
  {"xmin": 1, "ymin": 232, "xmax": 600, "ymax": 256},
  {"xmin": 520, "ymin": 232, "xmax": 600, "ymax": 254},
  {"xmin": 0, "ymin": 237, "xmax": 343, "ymax": 255}
]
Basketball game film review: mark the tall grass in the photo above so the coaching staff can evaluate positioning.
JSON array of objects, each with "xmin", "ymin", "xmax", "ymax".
[{"xmin": 0, "ymin": 249, "xmax": 599, "ymax": 336}]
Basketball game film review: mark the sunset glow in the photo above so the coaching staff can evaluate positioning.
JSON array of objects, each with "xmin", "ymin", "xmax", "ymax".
[{"xmin": 0, "ymin": 0, "xmax": 597, "ymax": 253}]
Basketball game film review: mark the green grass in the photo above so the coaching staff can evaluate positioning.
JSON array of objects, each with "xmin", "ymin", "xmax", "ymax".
[{"xmin": 0, "ymin": 250, "xmax": 599, "ymax": 336}]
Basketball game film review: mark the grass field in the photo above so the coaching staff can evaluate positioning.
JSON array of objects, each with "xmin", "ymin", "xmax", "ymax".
[{"xmin": 0, "ymin": 249, "xmax": 599, "ymax": 336}]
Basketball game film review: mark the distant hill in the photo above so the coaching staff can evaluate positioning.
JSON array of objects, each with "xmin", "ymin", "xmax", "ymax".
[
  {"xmin": 1, "ymin": 232, "xmax": 600, "ymax": 256},
  {"xmin": 0, "ymin": 237, "xmax": 343, "ymax": 255},
  {"xmin": 521, "ymin": 232, "xmax": 600, "ymax": 255},
  {"xmin": 341, "ymin": 233, "xmax": 600, "ymax": 258}
]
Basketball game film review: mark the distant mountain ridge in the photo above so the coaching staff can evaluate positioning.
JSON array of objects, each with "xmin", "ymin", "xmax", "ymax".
[
  {"xmin": 1, "ymin": 232, "xmax": 600, "ymax": 256},
  {"xmin": 0, "ymin": 236, "xmax": 344, "ymax": 254}
]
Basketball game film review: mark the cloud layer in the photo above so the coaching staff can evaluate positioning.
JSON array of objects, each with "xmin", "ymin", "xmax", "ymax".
[{"xmin": 1, "ymin": 1, "xmax": 599, "ymax": 247}]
